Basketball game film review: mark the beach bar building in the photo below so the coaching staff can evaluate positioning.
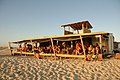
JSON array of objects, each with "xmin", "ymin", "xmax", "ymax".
[{"xmin": 9, "ymin": 21, "xmax": 114, "ymax": 59}]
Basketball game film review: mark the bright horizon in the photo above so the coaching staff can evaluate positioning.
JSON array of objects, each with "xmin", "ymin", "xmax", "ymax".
[{"xmin": 0, "ymin": 0, "xmax": 120, "ymax": 46}]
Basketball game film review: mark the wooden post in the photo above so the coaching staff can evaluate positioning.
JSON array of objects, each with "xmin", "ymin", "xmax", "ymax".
[
  {"xmin": 72, "ymin": 29, "xmax": 74, "ymax": 34},
  {"xmin": 80, "ymin": 35, "xmax": 86, "ymax": 58},
  {"xmin": 82, "ymin": 23, "xmax": 85, "ymax": 33},
  {"xmin": 57, "ymin": 40, "xmax": 58, "ymax": 45},
  {"xmin": 68, "ymin": 26, "xmax": 70, "ymax": 32},
  {"xmin": 77, "ymin": 30, "xmax": 79, "ymax": 34},
  {"xmin": 35, "ymin": 42, "xmax": 37, "ymax": 48},
  {"xmin": 39, "ymin": 42, "xmax": 41, "ymax": 47},
  {"xmin": 71, "ymin": 41, "xmax": 73, "ymax": 48},
  {"xmin": 50, "ymin": 38, "xmax": 56, "ymax": 59},
  {"xmin": 64, "ymin": 27, "xmax": 65, "ymax": 35},
  {"xmin": 30, "ymin": 40, "xmax": 34, "ymax": 51},
  {"xmin": 86, "ymin": 22, "xmax": 88, "ymax": 30},
  {"xmin": 105, "ymin": 38, "xmax": 108, "ymax": 53},
  {"xmin": 108, "ymin": 33, "xmax": 114, "ymax": 53},
  {"xmin": 99, "ymin": 35, "xmax": 102, "ymax": 53}
]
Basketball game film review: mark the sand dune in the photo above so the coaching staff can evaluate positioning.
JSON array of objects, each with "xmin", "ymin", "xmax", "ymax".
[{"xmin": 0, "ymin": 49, "xmax": 120, "ymax": 80}]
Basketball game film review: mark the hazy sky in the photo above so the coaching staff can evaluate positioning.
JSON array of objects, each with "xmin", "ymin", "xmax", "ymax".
[{"xmin": 0, "ymin": 0, "xmax": 120, "ymax": 46}]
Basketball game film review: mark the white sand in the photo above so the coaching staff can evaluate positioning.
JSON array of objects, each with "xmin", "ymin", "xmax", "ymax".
[{"xmin": 0, "ymin": 49, "xmax": 120, "ymax": 80}]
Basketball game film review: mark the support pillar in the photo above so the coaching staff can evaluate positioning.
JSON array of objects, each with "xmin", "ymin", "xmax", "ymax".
[
  {"xmin": 82, "ymin": 23, "xmax": 85, "ymax": 33},
  {"xmin": 50, "ymin": 38, "xmax": 56, "ymax": 60},
  {"xmin": 80, "ymin": 35, "xmax": 86, "ymax": 58},
  {"xmin": 99, "ymin": 35, "xmax": 102, "ymax": 53}
]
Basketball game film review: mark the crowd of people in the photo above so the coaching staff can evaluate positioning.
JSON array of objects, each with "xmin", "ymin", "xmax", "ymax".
[{"xmin": 16, "ymin": 41, "xmax": 103, "ymax": 60}]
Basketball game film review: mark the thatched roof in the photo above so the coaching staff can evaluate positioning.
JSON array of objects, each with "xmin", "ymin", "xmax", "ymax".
[{"xmin": 61, "ymin": 21, "xmax": 92, "ymax": 30}]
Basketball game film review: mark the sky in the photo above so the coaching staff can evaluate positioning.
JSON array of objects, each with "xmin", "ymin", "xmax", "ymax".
[{"xmin": 0, "ymin": 0, "xmax": 120, "ymax": 46}]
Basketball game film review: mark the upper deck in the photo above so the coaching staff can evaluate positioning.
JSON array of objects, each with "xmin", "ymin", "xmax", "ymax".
[{"xmin": 61, "ymin": 21, "xmax": 93, "ymax": 35}]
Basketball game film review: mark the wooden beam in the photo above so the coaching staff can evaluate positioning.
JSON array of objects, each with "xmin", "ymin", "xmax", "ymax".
[
  {"xmin": 99, "ymin": 35, "xmax": 102, "ymax": 53},
  {"xmin": 71, "ymin": 41, "xmax": 73, "ymax": 48},
  {"xmin": 86, "ymin": 22, "xmax": 88, "ymax": 30},
  {"xmin": 82, "ymin": 23, "xmax": 85, "ymax": 33},
  {"xmin": 50, "ymin": 38, "xmax": 56, "ymax": 59},
  {"xmin": 30, "ymin": 40, "xmax": 34, "ymax": 51},
  {"xmin": 68, "ymin": 26, "xmax": 70, "ymax": 32},
  {"xmin": 80, "ymin": 35, "xmax": 86, "ymax": 57},
  {"xmin": 77, "ymin": 30, "xmax": 79, "ymax": 34},
  {"xmin": 72, "ymin": 29, "xmax": 74, "ymax": 34},
  {"xmin": 64, "ymin": 27, "xmax": 65, "ymax": 35},
  {"xmin": 39, "ymin": 42, "xmax": 41, "ymax": 47},
  {"xmin": 57, "ymin": 54, "xmax": 85, "ymax": 58}
]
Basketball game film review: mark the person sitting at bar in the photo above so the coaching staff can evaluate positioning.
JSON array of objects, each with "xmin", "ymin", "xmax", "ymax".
[
  {"xmin": 75, "ymin": 41, "xmax": 83, "ymax": 55},
  {"xmin": 38, "ymin": 47, "xmax": 44, "ymax": 53},
  {"xmin": 91, "ymin": 47, "xmax": 98, "ymax": 61},
  {"xmin": 87, "ymin": 44, "xmax": 100, "ymax": 61},
  {"xmin": 49, "ymin": 45, "xmax": 53, "ymax": 53},
  {"xmin": 61, "ymin": 42, "xmax": 67, "ymax": 54},
  {"xmin": 95, "ymin": 44, "xmax": 103, "ymax": 61},
  {"xmin": 95, "ymin": 45, "xmax": 100, "ymax": 55},
  {"xmin": 23, "ymin": 42, "xmax": 27, "ymax": 52},
  {"xmin": 45, "ymin": 45, "xmax": 53, "ymax": 53},
  {"xmin": 54, "ymin": 45, "xmax": 60, "ymax": 54},
  {"xmin": 34, "ymin": 49, "xmax": 40, "ymax": 59},
  {"xmin": 88, "ymin": 45, "xmax": 93, "ymax": 54},
  {"xmin": 87, "ymin": 45, "xmax": 93, "ymax": 61},
  {"xmin": 46, "ymin": 46, "xmax": 50, "ymax": 53},
  {"xmin": 27, "ymin": 44, "xmax": 33, "ymax": 52}
]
